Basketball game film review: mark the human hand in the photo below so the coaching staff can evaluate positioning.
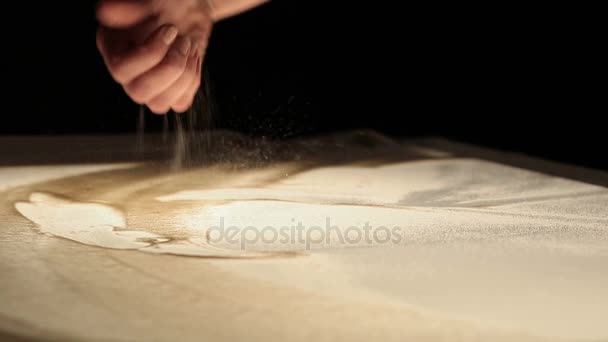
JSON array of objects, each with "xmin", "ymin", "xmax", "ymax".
[{"xmin": 96, "ymin": 0, "xmax": 214, "ymax": 114}]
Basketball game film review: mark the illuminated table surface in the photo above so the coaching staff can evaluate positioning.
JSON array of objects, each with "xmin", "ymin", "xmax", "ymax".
[{"xmin": 1, "ymin": 132, "xmax": 607, "ymax": 342}]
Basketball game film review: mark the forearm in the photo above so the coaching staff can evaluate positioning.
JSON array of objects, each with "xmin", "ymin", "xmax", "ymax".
[{"xmin": 208, "ymin": 0, "xmax": 270, "ymax": 21}]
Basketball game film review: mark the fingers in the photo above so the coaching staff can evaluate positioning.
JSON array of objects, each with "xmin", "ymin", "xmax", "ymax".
[
  {"xmin": 123, "ymin": 36, "xmax": 192, "ymax": 105},
  {"xmin": 98, "ymin": 24, "xmax": 205, "ymax": 113},
  {"xmin": 209, "ymin": 0, "xmax": 271, "ymax": 22},
  {"xmin": 147, "ymin": 54, "xmax": 199, "ymax": 114},
  {"xmin": 105, "ymin": 24, "xmax": 179, "ymax": 84},
  {"xmin": 171, "ymin": 55, "xmax": 202, "ymax": 113},
  {"xmin": 96, "ymin": 0, "xmax": 154, "ymax": 28},
  {"xmin": 170, "ymin": 37, "xmax": 208, "ymax": 112},
  {"xmin": 96, "ymin": 27, "xmax": 130, "ymax": 68}
]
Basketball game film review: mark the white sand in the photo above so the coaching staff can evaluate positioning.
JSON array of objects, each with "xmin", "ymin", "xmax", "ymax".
[
  {"xmin": 0, "ymin": 163, "xmax": 136, "ymax": 191},
  {"xmin": 3, "ymin": 133, "xmax": 608, "ymax": 341},
  {"xmin": 11, "ymin": 158, "xmax": 608, "ymax": 340}
]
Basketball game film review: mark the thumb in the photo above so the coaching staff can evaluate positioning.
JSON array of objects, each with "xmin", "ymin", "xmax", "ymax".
[{"xmin": 96, "ymin": 0, "xmax": 154, "ymax": 28}]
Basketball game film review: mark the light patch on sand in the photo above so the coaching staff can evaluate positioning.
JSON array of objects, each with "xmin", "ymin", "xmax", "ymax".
[
  {"xmin": 157, "ymin": 161, "xmax": 451, "ymax": 205},
  {"xmin": 15, "ymin": 193, "xmax": 165, "ymax": 249},
  {"xmin": 14, "ymin": 192, "xmax": 266, "ymax": 258},
  {"xmin": 157, "ymin": 159, "xmax": 603, "ymax": 208}
]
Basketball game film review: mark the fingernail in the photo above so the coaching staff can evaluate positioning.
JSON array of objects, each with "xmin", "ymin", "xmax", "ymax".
[
  {"xmin": 162, "ymin": 25, "xmax": 179, "ymax": 45},
  {"xmin": 178, "ymin": 37, "xmax": 191, "ymax": 56}
]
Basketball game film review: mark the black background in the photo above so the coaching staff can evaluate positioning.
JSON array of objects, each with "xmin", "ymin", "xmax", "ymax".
[{"xmin": 3, "ymin": 1, "xmax": 606, "ymax": 170}]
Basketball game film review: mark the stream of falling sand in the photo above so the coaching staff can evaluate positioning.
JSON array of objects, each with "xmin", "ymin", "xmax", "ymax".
[{"xmin": 136, "ymin": 68, "xmax": 216, "ymax": 169}]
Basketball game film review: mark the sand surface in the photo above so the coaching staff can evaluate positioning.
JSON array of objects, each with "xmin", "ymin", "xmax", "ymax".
[{"xmin": 1, "ymin": 132, "xmax": 607, "ymax": 341}]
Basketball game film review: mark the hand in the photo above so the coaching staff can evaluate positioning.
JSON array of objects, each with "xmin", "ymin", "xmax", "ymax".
[{"xmin": 96, "ymin": 0, "xmax": 214, "ymax": 114}]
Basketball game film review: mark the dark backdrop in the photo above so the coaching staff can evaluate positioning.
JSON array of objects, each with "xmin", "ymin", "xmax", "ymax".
[{"xmin": 3, "ymin": 1, "xmax": 606, "ymax": 170}]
